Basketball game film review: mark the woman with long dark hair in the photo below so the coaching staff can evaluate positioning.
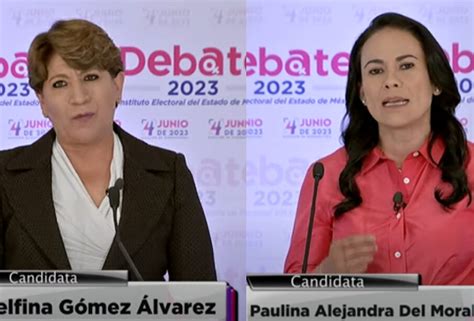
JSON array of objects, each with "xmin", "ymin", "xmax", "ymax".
[{"xmin": 285, "ymin": 12, "xmax": 474, "ymax": 284}]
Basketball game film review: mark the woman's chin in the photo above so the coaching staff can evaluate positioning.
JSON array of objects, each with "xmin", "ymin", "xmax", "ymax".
[{"xmin": 57, "ymin": 130, "xmax": 112, "ymax": 147}]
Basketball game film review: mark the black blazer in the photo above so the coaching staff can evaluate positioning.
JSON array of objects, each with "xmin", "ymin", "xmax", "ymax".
[{"xmin": 0, "ymin": 125, "xmax": 216, "ymax": 281}]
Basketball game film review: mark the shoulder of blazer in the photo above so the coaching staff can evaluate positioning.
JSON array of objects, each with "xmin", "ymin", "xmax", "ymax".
[
  {"xmin": 0, "ymin": 125, "xmax": 184, "ymax": 173},
  {"xmin": 113, "ymin": 123, "xmax": 179, "ymax": 173},
  {"xmin": 0, "ymin": 129, "xmax": 55, "ymax": 172}
]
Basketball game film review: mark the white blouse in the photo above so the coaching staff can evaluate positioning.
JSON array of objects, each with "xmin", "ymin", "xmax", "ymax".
[{"xmin": 51, "ymin": 133, "xmax": 124, "ymax": 270}]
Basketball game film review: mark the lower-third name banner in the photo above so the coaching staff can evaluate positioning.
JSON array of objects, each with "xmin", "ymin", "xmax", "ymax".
[
  {"xmin": 247, "ymin": 274, "xmax": 474, "ymax": 320},
  {"xmin": 0, "ymin": 281, "xmax": 235, "ymax": 320}
]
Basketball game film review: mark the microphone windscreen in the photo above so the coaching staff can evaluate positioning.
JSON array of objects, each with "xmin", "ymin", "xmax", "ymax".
[
  {"xmin": 115, "ymin": 178, "xmax": 124, "ymax": 190},
  {"xmin": 393, "ymin": 192, "xmax": 403, "ymax": 204},
  {"xmin": 312, "ymin": 162, "xmax": 324, "ymax": 179}
]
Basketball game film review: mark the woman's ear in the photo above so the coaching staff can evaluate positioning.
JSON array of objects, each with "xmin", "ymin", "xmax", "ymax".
[
  {"xmin": 359, "ymin": 87, "xmax": 366, "ymax": 105},
  {"xmin": 36, "ymin": 91, "xmax": 49, "ymax": 117}
]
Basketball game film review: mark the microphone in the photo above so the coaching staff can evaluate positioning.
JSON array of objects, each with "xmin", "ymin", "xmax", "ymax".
[
  {"xmin": 392, "ymin": 192, "xmax": 405, "ymax": 214},
  {"xmin": 106, "ymin": 178, "xmax": 144, "ymax": 281},
  {"xmin": 107, "ymin": 178, "xmax": 123, "ymax": 213},
  {"xmin": 302, "ymin": 162, "xmax": 325, "ymax": 273}
]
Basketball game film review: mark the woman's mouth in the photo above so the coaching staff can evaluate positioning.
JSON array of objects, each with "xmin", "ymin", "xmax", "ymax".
[
  {"xmin": 73, "ymin": 112, "xmax": 95, "ymax": 121},
  {"xmin": 382, "ymin": 98, "xmax": 409, "ymax": 107}
]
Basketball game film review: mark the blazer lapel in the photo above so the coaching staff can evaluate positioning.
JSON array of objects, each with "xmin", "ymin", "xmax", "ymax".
[
  {"xmin": 102, "ymin": 126, "xmax": 173, "ymax": 271},
  {"xmin": 5, "ymin": 130, "xmax": 71, "ymax": 269}
]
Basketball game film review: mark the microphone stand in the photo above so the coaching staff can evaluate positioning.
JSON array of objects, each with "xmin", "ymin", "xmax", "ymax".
[
  {"xmin": 302, "ymin": 162, "xmax": 325, "ymax": 273},
  {"xmin": 107, "ymin": 179, "xmax": 144, "ymax": 281}
]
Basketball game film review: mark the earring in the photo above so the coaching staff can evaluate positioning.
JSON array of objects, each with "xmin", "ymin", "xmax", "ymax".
[
  {"xmin": 434, "ymin": 88, "xmax": 441, "ymax": 95},
  {"xmin": 361, "ymin": 99, "xmax": 366, "ymax": 105}
]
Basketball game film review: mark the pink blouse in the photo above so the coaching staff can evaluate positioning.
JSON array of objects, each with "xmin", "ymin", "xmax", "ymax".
[{"xmin": 285, "ymin": 139, "xmax": 474, "ymax": 284}]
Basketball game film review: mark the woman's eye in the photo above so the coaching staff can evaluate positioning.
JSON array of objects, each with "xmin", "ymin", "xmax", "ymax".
[
  {"xmin": 84, "ymin": 74, "xmax": 99, "ymax": 81},
  {"xmin": 368, "ymin": 68, "xmax": 383, "ymax": 75},
  {"xmin": 401, "ymin": 62, "xmax": 415, "ymax": 70},
  {"xmin": 52, "ymin": 80, "xmax": 67, "ymax": 88}
]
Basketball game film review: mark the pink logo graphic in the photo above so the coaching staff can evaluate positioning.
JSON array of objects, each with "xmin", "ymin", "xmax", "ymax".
[
  {"xmin": 208, "ymin": 119, "xmax": 223, "ymax": 136},
  {"xmin": 208, "ymin": 118, "xmax": 263, "ymax": 138},
  {"xmin": 7, "ymin": 119, "xmax": 52, "ymax": 138},
  {"xmin": 141, "ymin": 119, "xmax": 189, "ymax": 139},
  {"xmin": 1, "ymin": 43, "xmax": 472, "ymax": 79},
  {"xmin": 283, "ymin": 117, "xmax": 332, "ymax": 138},
  {"xmin": 284, "ymin": 119, "xmax": 297, "ymax": 135}
]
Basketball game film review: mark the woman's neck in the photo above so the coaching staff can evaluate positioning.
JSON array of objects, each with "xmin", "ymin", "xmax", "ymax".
[
  {"xmin": 58, "ymin": 133, "xmax": 114, "ymax": 175},
  {"xmin": 378, "ymin": 126, "xmax": 430, "ymax": 168}
]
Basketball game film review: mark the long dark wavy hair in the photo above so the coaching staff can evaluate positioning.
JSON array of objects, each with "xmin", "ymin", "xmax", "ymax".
[{"xmin": 334, "ymin": 12, "xmax": 471, "ymax": 217}]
